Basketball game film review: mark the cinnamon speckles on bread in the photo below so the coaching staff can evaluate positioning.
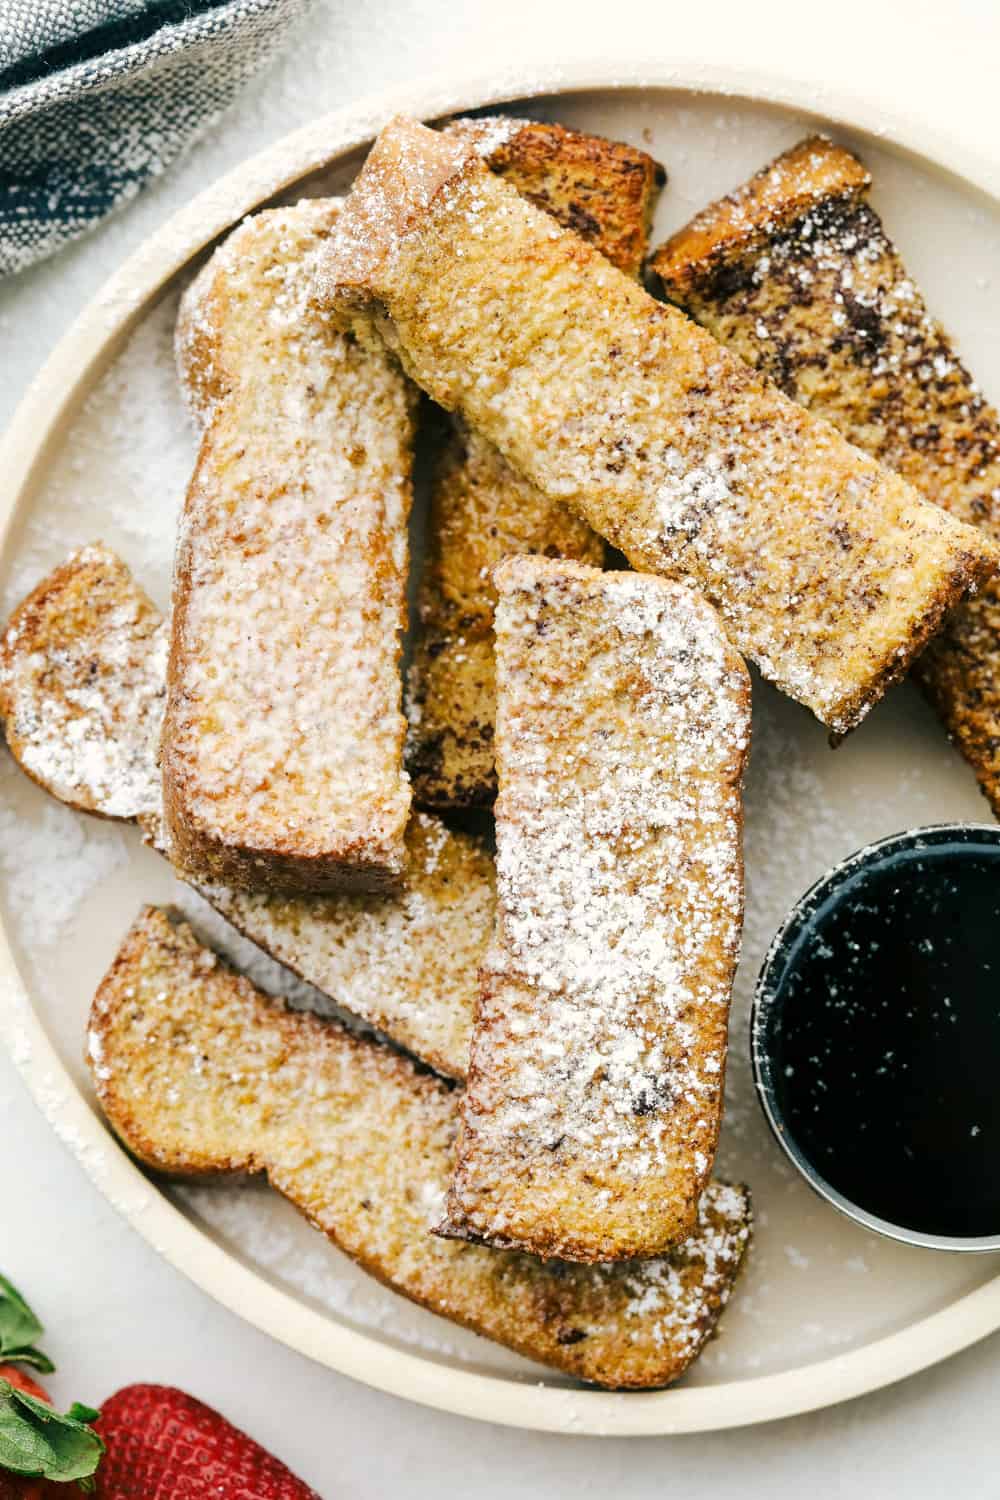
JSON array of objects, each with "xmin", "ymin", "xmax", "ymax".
[
  {"xmin": 90, "ymin": 906, "xmax": 752, "ymax": 1389},
  {"xmin": 651, "ymin": 135, "xmax": 1000, "ymax": 814},
  {"xmin": 448, "ymin": 115, "xmax": 664, "ymax": 281},
  {"xmin": 321, "ymin": 117, "xmax": 998, "ymax": 736},
  {"xmin": 649, "ymin": 137, "xmax": 870, "ymax": 300},
  {"xmin": 439, "ymin": 559, "xmax": 750, "ymax": 1262},
  {"xmin": 164, "ymin": 200, "xmax": 416, "ymax": 895}
]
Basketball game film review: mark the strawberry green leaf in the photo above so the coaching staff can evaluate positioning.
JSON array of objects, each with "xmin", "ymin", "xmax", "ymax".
[
  {"xmin": 0, "ymin": 1379, "xmax": 104, "ymax": 1483},
  {"xmin": 0, "ymin": 1275, "xmax": 53, "ymax": 1371},
  {"xmin": 66, "ymin": 1405, "xmax": 101, "ymax": 1426},
  {"xmin": 5, "ymin": 1347, "xmax": 55, "ymax": 1375}
]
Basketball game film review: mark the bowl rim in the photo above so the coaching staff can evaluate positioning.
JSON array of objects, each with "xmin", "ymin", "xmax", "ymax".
[
  {"xmin": 3, "ymin": 58, "xmax": 1000, "ymax": 1437},
  {"xmin": 751, "ymin": 822, "xmax": 1000, "ymax": 1253}
]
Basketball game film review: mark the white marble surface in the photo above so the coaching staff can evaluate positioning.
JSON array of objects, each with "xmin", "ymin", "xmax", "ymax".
[{"xmin": 2, "ymin": 1, "xmax": 1000, "ymax": 1492}]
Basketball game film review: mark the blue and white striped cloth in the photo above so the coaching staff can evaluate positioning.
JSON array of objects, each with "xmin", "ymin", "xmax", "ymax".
[{"xmin": 0, "ymin": 0, "xmax": 311, "ymax": 276}]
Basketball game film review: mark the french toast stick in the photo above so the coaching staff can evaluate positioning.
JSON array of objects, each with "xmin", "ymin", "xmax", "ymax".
[
  {"xmin": 439, "ymin": 558, "xmax": 750, "ymax": 1262},
  {"xmin": 650, "ymin": 136, "xmax": 1000, "ymax": 811},
  {"xmin": 321, "ymin": 118, "xmax": 998, "ymax": 736},
  {"xmin": 89, "ymin": 906, "xmax": 752, "ymax": 1389},
  {"xmin": 405, "ymin": 119, "xmax": 661, "ymax": 809},
  {"xmin": 165, "ymin": 199, "xmax": 415, "ymax": 895},
  {"xmin": 0, "ymin": 544, "xmax": 166, "ymax": 821},
  {"xmin": 0, "ymin": 547, "xmax": 488, "ymax": 1080},
  {"xmin": 200, "ymin": 809, "xmax": 490, "ymax": 1080}
]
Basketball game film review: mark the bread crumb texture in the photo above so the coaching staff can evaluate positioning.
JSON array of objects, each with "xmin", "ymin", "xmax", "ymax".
[
  {"xmin": 406, "ymin": 118, "xmax": 662, "ymax": 808},
  {"xmin": 200, "ymin": 809, "xmax": 493, "ymax": 1080}
]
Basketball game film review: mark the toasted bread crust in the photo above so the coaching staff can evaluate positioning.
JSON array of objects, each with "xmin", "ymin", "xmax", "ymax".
[
  {"xmin": 165, "ymin": 200, "xmax": 415, "ymax": 894},
  {"xmin": 322, "ymin": 119, "xmax": 998, "ymax": 736},
  {"xmin": 651, "ymin": 136, "xmax": 1000, "ymax": 809},
  {"xmin": 650, "ymin": 137, "xmax": 869, "ymax": 298},
  {"xmin": 448, "ymin": 117, "xmax": 664, "ymax": 280},
  {"xmin": 89, "ymin": 907, "xmax": 751, "ymax": 1389},
  {"xmin": 406, "ymin": 120, "xmax": 661, "ymax": 809},
  {"xmin": 440, "ymin": 559, "xmax": 750, "ymax": 1261},
  {"xmin": 0, "ymin": 544, "xmax": 166, "ymax": 820}
]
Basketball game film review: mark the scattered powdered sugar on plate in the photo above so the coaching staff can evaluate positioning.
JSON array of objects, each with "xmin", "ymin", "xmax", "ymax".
[
  {"xmin": 0, "ymin": 751, "xmax": 129, "ymax": 946},
  {"xmin": 3, "ymin": 291, "xmax": 194, "ymax": 616}
]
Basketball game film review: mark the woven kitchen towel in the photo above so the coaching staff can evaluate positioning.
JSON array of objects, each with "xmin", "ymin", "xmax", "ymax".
[{"xmin": 0, "ymin": 0, "xmax": 312, "ymax": 276}]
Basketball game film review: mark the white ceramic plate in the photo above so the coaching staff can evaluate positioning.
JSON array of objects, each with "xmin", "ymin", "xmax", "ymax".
[{"xmin": 2, "ymin": 64, "xmax": 1000, "ymax": 1437}]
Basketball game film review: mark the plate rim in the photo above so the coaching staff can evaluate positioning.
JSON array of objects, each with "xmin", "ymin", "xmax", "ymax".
[{"xmin": 3, "ymin": 58, "xmax": 1000, "ymax": 1436}]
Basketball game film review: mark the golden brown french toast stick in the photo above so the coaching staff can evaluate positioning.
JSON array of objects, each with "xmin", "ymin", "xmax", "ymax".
[
  {"xmin": 90, "ymin": 907, "xmax": 752, "ymax": 1389},
  {"xmin": 164, "ymin": 200, "xmax": 415, "ymax": 895},
  {"xmin": 321, "ymin": 118, "xmax": 998, "ymax": 736},
  {"xmin": 650, "ymin": 136, "xmax": 1000, "ymax": 812},
  {"xmin": 0, "ymin": 547, "xmax": 488, "ymax": 1082},
  {"xmin": 406, "ymin": 119, "xmax": 662, "ymax": 809},
  {"xmin": 0, "ymin": 543, "xmax": 166, "ymax": 821},
  {"xmin": 200, "ymin": 809, "xmax": 491, "ymax": 1080},
  {"xmin": 438, "ymin": 558, "xmax": 750, "ymax": 1262}
]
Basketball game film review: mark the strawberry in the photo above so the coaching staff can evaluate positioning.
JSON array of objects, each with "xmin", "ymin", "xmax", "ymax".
[
  {"xmin": 0, "ymin": 1374, "xmax": 88, "ymax": 1500},
  {"xmin": 0, "ymin": 1474, "xmax": 54, "ymax": 1498},
  {"xmin": 0, "ymin": 1274, "xmax": 103, "ymax": 1496},
  {"xmin": 0, "ymin": 1366, "xmax": 56, "ymax": 1499},
  {"xmin": 94, "ymin": 1386, "xmax": 321, "ymax": 1499},
  {"xmin": 0, "ymin": 1469, "xmax": 66, "ymax": 1498},
  {"xmin": 0, "ymin": 1367, "xmax": 50, "ymax": 1405}
]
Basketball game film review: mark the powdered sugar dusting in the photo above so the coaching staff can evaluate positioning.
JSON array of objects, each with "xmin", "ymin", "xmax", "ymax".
[
  {"xmin": 193, "ymin": 809, "xmax": 493, "ymax": 1078},
  {"xmin": 445, "ymin": 559, "xmax": 749, "ymax": 1259},
  {"xmin": 656, "ymin": 132, "xmax": 1000, "ymax": 806},
  {"xmin": 443, "ymin": 113, "xmax": 524, "ymax": 158},
  {"xmin": 330, "ymin": 117, "xmax": 995, "ymax": 736},
  {"xmin": 0, "ymin": 537, "xmax": 486, "ymax": 1078},
  {"xmin": 659, "ymin": 134, "xmax": 1000, "ymax": 542},
  {"xmin": 170, "ymin": 1179, "xmax": 472, "ymax": 1358},
  {"xmin": 0, "ymin": 545, "xmax": 166, "ymax": 820},
  {"xmin": 0, "ymin": 751, "xmax": 129, "ymax": 945},
  {"xmin": 619, "ymin": 1182, "xmax": 752, "ymax": 1355},
  {"xmin": 3, "ymin": 296, "xmax": 193, "ymax": 616},
  {"xmin": 164, "ymin": 200, "xmax": 415, "ymax": 887}
]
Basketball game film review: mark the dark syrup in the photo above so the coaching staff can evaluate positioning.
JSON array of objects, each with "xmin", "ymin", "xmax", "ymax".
[{"xmin": 768, "ymin": 832, "xmax": 1000, "ymax": 1238}]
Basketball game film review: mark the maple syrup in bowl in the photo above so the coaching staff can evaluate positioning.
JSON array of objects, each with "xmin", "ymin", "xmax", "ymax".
[{"xmin": 751, "ymin": 825, "xmax": 1000, "ymax": 1250}]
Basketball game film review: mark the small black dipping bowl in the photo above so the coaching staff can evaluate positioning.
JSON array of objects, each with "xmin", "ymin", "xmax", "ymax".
[{"xmin": 751, "ymin": 824, "xmax": 1000, "ymax": 1251}]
